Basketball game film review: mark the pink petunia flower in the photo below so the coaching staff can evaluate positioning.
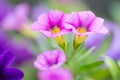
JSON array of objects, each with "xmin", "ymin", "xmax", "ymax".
[
  {"xmin": 34, "ymin": 50, "xmax": 66, "ymax": 70},
  {"xmin": 38, "ymin": 68, "xmax": 73, "ymax": 80},
  {"xmin": 64, "ymin": 11, "xmax": 109, "ymax": 48},
  {"xmin": 31, "ymin": 10, "xmax": 71, "ymax": 37},
  {"xmin": 64, "ymin": 11, "xmax": 109, "ymax": 35}
]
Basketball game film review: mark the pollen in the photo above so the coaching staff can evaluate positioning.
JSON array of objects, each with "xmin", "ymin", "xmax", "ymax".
[
  {"xmin": 74, "ymin": 27, "xmax": 87, "ymax": 49},
  {"xmin": 55, "ymin": 36, "xmax": 65, "ymax": 48},
  {"xmin": 50, "ymin": 26, "xmax": 60, "ymax": 34},
  {"xmin": 77, "ymin": 27, "xmax": 87, "ymax": 34},
  {"xmin": 50, "ymin": 26, "xmax": 65, "ymax": 49}
]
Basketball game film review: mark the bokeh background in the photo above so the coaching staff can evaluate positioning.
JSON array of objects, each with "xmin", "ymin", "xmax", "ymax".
[{"xmin": 0, "ymin": 0, "xmax": 120, "ymax": 80}]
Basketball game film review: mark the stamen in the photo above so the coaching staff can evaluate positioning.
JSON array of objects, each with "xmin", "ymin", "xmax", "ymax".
[
  {"xmin": 77, "ymin": 27, "xmax": 87, "ymax": 33},
  {"xmin": 50, "ymin": 26, "xmax": 65, "ymax": 49},
  {"xmin": 50, "ymin": 26, "xmax": 60, "ymax": 34},
  {"xmin": 74, "ymin": 27, "xmax": 87, "ymax": 49},
  {"xmin": 55, "ymin": 36, "xmax": 65, "ymax": 48}
]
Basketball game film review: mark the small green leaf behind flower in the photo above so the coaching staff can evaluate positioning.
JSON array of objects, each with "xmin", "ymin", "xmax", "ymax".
[{"xmin": 103, "ymin": 55, "xmax": 120, "ymax": 80}]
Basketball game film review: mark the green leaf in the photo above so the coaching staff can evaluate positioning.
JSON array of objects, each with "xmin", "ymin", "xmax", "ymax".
[
  {"xmin": 93, "ymin": 69, "xmax": 111, "ymax": 80},
  {"xmin": 103, "ymin": 56, "xmax": 120, "ymax": 80},
  {"xmin": 76, "ymin": 61, "xmax": 104, "ymax": 73},
  {"xmin": 117, "ymin": 61, "xmax": 120, "ymax": 68},
  {"xmin": 75, "ymin": 47, "xmax": 95, "ymax": 62},
  {"xmin": 68, "ymin": 47, "xmax": 95, "ymax": 71},
  {"xmin": 75, "ymin": 74, "xmax": 94, "ymax": 80},
  {"xmin": 22, "ymin": 65, "xmax": 38, "ymax": 80}
]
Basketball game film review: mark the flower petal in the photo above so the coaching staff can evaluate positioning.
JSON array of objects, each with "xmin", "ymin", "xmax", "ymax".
[
  {"xmin": 53, "ymin": 29, "xmax": 72, "ymax": 37},
  {"xmin": 39, "ymin": 68, "xmax": 73, "ymax": 80},
  {"xmin": 106, "ymin": 27, "xmax": 120, "ymax": 60},
  {"xmin": 0, "ymin": 51, "xmax": 14, "ymax": 71},
  {"xmin": 64, "ymin": 13, "xmax": 82, "ymax": 35},
  {"xmin": 85, "ymin": 34, "xmax": 107, "ymax": 49},
  {"xmin": 48, "ymin": 10, "xmax": 64, "ymax": 26},
  {"xmin": 89, "ymin": 17, "xmax": 109, "ymax": 34},
  {"xmin": 64, "ymin": 13, "xmax": 80, "ymax": 30},
  {"xmin": 1, "ymin": 3, "xmax": 29, "ymax": 30},
  {"xmin": 2, "ymin": 68, "xmax": 24, "ymax": 80},
  {"xmin": 78, "ymin": 11, "xmax": 96, "ymax": 28},
  {"xmin": 31, "ymin": 21, "xmax": 49, "ymax": 31},
  {"xmin": 31, "ymin": 13, "xmax": 50, "ymax": 30},
  {"xmin": 31, "ymin": 10, "xmax": 71, "ymax": 37},
  {"xmin": 34, "ymin": 50, "xmax": 66, "ymax": 70},
  {"xmin": 64, "ymin": 11, "xmax": 96, "ymax": 34}
]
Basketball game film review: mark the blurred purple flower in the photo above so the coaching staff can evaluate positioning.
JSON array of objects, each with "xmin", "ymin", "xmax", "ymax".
[
  {"xmin": 0, "ymin": 31, "xmax": 10, "ymax": 53},
  {"xmin": 32, "ymin": 4, "xmax": 49, "ymax": 21},
  {"xmin": 34, "ymin": 50, "xmax": 66, "ymax": 70},
  {"xmin": 85, "ymin": 21, "xmax": 120, "ymax": 60},
  {"xmin": 1, "ymin": 3, "xmax": 29, "ymax": 30},
  {"xmin": 0, "ymin": 31, "xmax": 34, "ymax": 67},
  {"xmin": 0, "ymin": 51, "xmax": 24, "ymax": 80},
  {"xmin": 106, "ymin": 26, "xmax": 120, "ymax": 60},
  {"xmin": 31, "ymin": 10, "xmax": 71, "ymax": 37},
  {"xmin": 38, "ymin": 68, "xmax": 73, "ymax": 80},
  {"xmin": 85, "ymin": 21, "xmax": 113, "ymax": 49},
  {"xmin": 7, "ymin": 42, "xmax": 34, "ymax": 67},
  {"xmin": 0, "ymin": 0, "xmax": 12, "ymax": 22},
  {"xmin": 85, "ymin": 34, "xmax": 107, "ymax": 49}
]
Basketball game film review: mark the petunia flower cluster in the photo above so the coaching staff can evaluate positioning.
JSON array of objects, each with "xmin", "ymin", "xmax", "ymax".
[
  {"xmin": 31, "ymin": 10, "xmax": 108, "ymax": 49},
  {"xmin": 32, "ymin": 10, "xmax": 109, "ymax": 80}
]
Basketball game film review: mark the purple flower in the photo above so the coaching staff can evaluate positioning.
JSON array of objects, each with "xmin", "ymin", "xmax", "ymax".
[
  {"xmin": 0, "ymin": 0, "xmax": 12, "ymax": 23},
  {"xmin": 7, "ymin": 42, "xmax": 34, "ymax": 67},
  {"xmin": 1, "ymin": 3, "xmax": 29, "ymax": 30},
  {"xmin": 0, "ymin": 50, "xmax": 24, "ymax": 80},
  {"xmin": 106, "ymin": 26, "xmax": 120, "ymax": 60},
  {"xmin": 85, "ymin": 34, "xmax": 107, "ymax": 49},
  {"xmin": 31, "ymin": 10, "xmax": 71, "ymax": 37},
  {"xmin": 64, "ymin": 11, "xmax": 109, "ymax": 48},
  {"xmin": 0, "ymin": 31, "xmax": 10, "ymax": 54},
  {"xmin": 85, "ymin": 21, "xmax": 113, "ymax": 49},
  {"xmin": 0, "ymin": 31, "xmax": 34, "ymax": 67},
  {"xmin": 85, "ymin": 21, "xmax": 120, "ymax": 60},
  {"xmin": 34, "ymin": 50, "xmax": 66, "ymax": 70},
  {"xmin": 38, "ymin": 68, "xmax": 73, "ymax": 80}
]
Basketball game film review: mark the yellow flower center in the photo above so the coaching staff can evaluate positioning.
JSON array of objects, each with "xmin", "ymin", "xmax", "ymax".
[
  {"xmin": 50, "ymin": 26, "xmax": 60, "ymax": 34},
  {"xmin": 50, "ymin": 26, "xmax": 65, "ymax": 49},
  {"xmin": 77, "ymin": 27, "xmax": 87, "ymax": 33},
  {"xmin": 74, "ymin": 27, "xmax": 87, "ymax": 49}
]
